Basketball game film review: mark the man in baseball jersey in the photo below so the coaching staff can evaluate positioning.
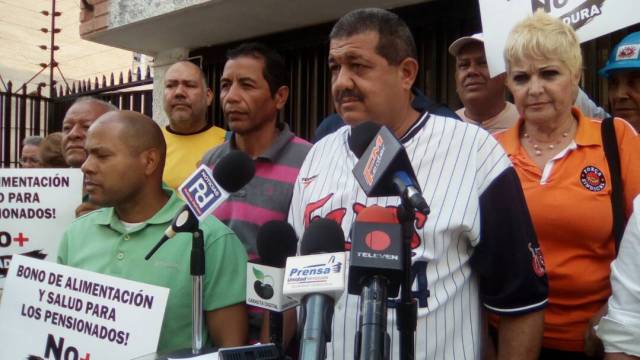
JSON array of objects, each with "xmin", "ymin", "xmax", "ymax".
[{"xmin": 288, "ymin": 8, "xmax": 548, "ymax": 359}]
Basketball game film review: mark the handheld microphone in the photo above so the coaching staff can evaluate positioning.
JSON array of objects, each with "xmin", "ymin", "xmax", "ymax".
[
  {"xmin": 249, "ymin": 221, "xmax": 299, "ymax": 353},
  {"xmin": 350, "ymin": 206, "xmax": 403, "ymax": 360},
  {"xmin": 283, "ymin": 218, "xmax": 346, "ymax": 360},
  {"xmin": 145, "ymin": 150, "xmax": 255, "ymax": 260},
  {"xmin": 349, "ymin": 122, "xmax": 430, "ymax": 214}
]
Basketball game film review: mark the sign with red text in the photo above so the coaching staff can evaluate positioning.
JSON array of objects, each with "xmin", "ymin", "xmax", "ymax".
[
  {"xmin": 0, "ymin": 255, "xmax": 169, "ymax": 359},
  {"xmin": 0, "ymin": 168, "xmax": 83, "ymax": 287},
  {"xmin": 479, "ymin": 0, "xmax": 640, "ymax": 76}
]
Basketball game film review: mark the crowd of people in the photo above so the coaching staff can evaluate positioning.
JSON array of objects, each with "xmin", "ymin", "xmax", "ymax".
[{"xmin": 13, "ymin": 7, "xmax": 640, "ymax": 360}]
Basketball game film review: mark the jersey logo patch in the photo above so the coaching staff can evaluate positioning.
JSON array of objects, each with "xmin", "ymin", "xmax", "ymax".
[
  {"xmin": 352, "ymin": 203, "xmax": 427, "ymax": 252},
  {"xmin": 302, "ymin": 195, "xmax": 428, "ymax": 252},
  {"xmin": 303, "ymin": 193, "xmax": 347, "ymax": 229},
  {"xmin": 580, "ymin": 166, "xmax": 606, "ymax": 192},
  {"xmin": 528, "ymin": 243, "xmax": 546, "ymax": 277}
]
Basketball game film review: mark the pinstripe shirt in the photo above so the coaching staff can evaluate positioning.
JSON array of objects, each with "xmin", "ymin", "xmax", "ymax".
[
  {"xmin": 288, "ymin": 112, "xmax": 548, "ymax": 359},
  {"xmin": 202, "ymin": 123, "xmax": 311, "ymax": 257}
]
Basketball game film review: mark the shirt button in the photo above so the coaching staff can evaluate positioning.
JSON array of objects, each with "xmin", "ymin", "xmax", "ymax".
[
  {"xmin": 116, "ymin": 252, "xmax": 125, "ymax": 260},
  {"xmin": 124, "ymin": 234, "xmax": 130, "ymax": 241}
]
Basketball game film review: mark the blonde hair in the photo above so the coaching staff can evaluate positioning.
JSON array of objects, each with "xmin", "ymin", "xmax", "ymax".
[{"xmin": 504, "ymin": 10, "xmax": 582, "ymax": 77}]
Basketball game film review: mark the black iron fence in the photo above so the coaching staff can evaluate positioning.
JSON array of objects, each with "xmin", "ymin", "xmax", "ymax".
[{"xmin": 0, "ymin": 67, "xmax": 153, "ymax": 168}]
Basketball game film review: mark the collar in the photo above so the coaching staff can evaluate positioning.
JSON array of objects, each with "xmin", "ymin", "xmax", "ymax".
[
  {"xmin": 94, "ymin": 184, "xmax": 182, "ymax": 233},
  {"xmin": 345, "ymin": 87, "xmax": 433, "ymax": 146},
  {"xmin": 164, "ymin": 123, "xmax": 213, "ymax": 136},
  {"xmin": 227, "ymin": 123, "xmax": 294, "ymax": 161},
  {"xmin": 572, "ymin": 107, "xmax": 602, "ymax": 146},
  {"xmin": 399, "ymin": 111, "xmax": 430, "ymax": 143},
  {"xmin": 499, "ymin": 106, "xmax": 601, "ymax": 156}
]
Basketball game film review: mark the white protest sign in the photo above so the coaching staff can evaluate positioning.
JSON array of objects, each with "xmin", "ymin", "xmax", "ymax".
[
  {"xmin": 479, "ymin": 0, "xmax": 640, "ymax": 76},
  {"xmin": 0, "ymin": 168, "xmax": 83, "ymax": 287},
  {"xmin": 0, "ymin": 255, "xmax": 169, "ymax": 359}
]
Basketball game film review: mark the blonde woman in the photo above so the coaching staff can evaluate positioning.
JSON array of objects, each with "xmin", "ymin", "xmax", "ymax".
[{"xmin": 495, "ymin": 11, "xmax": 640, "ymax": 359}]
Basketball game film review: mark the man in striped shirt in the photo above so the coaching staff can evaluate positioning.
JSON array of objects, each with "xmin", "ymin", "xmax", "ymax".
[
  {"xmin": 201, "ymin": 42, "xmax": 311, "ymax": 346},
  {"xmin": 288, "ymin": 8, "xmax": 548, "ymax": 359}
]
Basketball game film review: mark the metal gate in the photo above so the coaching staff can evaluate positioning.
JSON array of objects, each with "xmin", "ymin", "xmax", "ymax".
[{"xmin": 0, "ymin": 67, "xmax": 152, "ymax": 168}]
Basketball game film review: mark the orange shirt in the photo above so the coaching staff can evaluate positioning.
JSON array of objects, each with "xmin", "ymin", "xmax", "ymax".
[{"xmin": 495, "ymin": 108, "xmax": 640, "ymax": 351}]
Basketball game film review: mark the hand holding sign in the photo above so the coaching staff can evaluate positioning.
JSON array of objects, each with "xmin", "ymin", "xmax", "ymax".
[
  {"xmin": 0, "ymin": 255, "xmax": 169, "ymax": 360},
  {"xmin": 0, "ymin": 169, "xmax": 83, "ymax": 288}
]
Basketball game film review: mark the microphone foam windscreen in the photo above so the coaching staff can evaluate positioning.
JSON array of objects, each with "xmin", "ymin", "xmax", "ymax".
[
  {"xmin": 212, "ymin": 150, "xmax": 256, "ymax": 192},
  {"xmin": 300, "ymin": 218, "xmax": 345, "ymax": 255},
  {"xmin": 348, "ymin": 121, "xmax": 381, "ymax": 158},
  {"xmin": 355, "ymin": 205, "xmax": 398, "ymax": 224},
  {"xmin": 257, "ymin": 221, "xmax": 298, "ymax": 267}
]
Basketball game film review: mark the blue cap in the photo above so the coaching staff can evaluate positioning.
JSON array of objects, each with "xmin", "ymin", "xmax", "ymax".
[{"xmin": 599, "ymin": 32, "xmax": 640, "ymax": 78}]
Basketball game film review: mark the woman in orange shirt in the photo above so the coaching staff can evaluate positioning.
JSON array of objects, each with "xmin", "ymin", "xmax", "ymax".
[{"xmin": 495, "ymin": 11, "xmax": 640, "ymax": 359}]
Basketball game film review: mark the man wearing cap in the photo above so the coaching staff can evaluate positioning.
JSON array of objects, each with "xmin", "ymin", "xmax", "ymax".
[
  {"xmin": 449, "ymin": 33, "xmax": 520, "ymax": 134},
  {"xmin": 599, "ymin": 32, "xmax": 640, "ymax": 131},
  {"xmin": 451, "ymin": 33, "xmax": 608, "ymax": 134}
]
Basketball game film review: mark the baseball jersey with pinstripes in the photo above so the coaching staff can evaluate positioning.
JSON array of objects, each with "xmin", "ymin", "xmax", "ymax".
[{"xmin": 288, "ymin": 111, "xmax": 548, "ymax": 359}]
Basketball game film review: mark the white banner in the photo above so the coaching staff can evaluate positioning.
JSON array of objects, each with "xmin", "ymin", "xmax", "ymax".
[
  {"xmin": 0, "ymin": 168, "xmax": 83, "ymax": 288},
  {"xmin": 0, "ymin": 255, "xmax": 169, "ymax": 359},
  {"xmin": 479, "ymin": 0, "xmax": 640, "ymax": 76}
]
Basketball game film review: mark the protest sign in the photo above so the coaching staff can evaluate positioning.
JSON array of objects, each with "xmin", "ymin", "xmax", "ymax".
[
  {"xmin": 0, "ymin": 255, "xmax": 169, "ymax": 359},
  {"xmin": 0, "ymin": 168, "xmax": 83, "ymax": 287},
  {"xmin": 479, "ymin": 0, "xmax": 640, "ymax": 76}
]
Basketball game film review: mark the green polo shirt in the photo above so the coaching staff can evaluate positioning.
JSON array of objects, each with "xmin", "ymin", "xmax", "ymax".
[{"xmin": 58, "ymin": 186, "xmax": 247, "ymax": 353}]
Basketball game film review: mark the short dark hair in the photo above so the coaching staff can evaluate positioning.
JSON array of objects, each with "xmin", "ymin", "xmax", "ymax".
[
  {"xmin": 226, "ymin": 42, "xmax": 287, "ymax": 96},
  {"xmin": 330, "ymin": 8, "xmax": 417, "ymax": 65}
]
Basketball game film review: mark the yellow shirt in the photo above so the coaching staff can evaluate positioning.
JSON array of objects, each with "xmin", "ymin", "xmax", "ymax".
[{"xmin": 161, "ymin": 125, "xmax": 226, "ymax": 190}]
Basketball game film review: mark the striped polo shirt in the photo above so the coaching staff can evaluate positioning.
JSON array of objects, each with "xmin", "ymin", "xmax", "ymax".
[{"xmin": 201, "ymin": 123, "xmax": 312, "ymax": 257}]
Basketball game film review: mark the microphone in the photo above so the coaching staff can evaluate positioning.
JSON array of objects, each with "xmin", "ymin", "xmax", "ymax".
[
  {"xmin": 348, "ymin": 121, "xmax": 381, "ymax": 158},
  {"xmin": 248, "ymin": 221, "xmax": 299, "ymax": 354},
  {"xmin": 349, "ymin": 206, "xmax": 403, "ymax": 360},
  {"xmin": 349, "ymin": 122, "xmax": 430, "ymax": 214},
  {"xmin": 283, "ymin": 218, "xmax": 346, "ymax": 360},
  {"xmin": 145, "ymin": 150, "xmax": 255, "ymax": 260}
]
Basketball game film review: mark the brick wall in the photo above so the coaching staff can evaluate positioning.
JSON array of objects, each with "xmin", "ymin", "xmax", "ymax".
[{"xmin": 79, "ymin": 0, "xmax": 110, "ymax": 37}]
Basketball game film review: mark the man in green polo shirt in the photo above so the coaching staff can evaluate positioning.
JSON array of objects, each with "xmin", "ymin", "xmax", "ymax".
[{"xmin": 57, "ymin": 110, "xmax": 248, "ymax": 353}]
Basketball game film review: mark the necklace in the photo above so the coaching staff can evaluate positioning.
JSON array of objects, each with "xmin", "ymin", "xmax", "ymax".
[{"xmin": 522, "ymin": 132, "xmax": 570, "ymax": 156}]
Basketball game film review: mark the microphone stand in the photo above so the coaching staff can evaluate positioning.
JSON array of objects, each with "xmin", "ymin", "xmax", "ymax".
[
  {"xmin": 190, "ymin": 229, "xmax": 205, "ymax": 354},
  {"xmin": 396, "ymin": 199, "xmax": 418, "ymax": 360},
  {"xmin": 355, "ymin": 276, "xmax": 390, "ymax": 360},
  {"xmin": 269, "ymin": 311, "xmax": 284, "ymax": 358},
  {"xmin": 146, "ymin": 226, "xmax": 205, "ymax": 356}
]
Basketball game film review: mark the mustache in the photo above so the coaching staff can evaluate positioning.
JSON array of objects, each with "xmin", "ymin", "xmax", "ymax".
[{"xmin": 335, "ymin": 90, "xmax": 364, "ymax": 103}]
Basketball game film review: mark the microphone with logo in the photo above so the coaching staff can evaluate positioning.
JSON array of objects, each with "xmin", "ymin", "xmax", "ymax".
[
  {"xmin": 145, "ymin": 149, "xmax": 255, "ymax": 356},
  {"xmin": 350, "ymin": 122, "xmax": 427, "ymax": 360},
  {"xmin": 349, "ymin": 205, "xmax": 403, "ymax": 360},
  {"xmin": 283, "ymin": 218, "xmax": 346, "ymax": 360},
  {"xmin": 246, "ymin": 221, "xmax": 299, "ymax": 357},
  {"xmin": 349, "ymin": 122, "xmax": 429, "ymax": 215},
  {"xmin": 145, "ymin": 150, "xmax": 255, "ymax": 260}
]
